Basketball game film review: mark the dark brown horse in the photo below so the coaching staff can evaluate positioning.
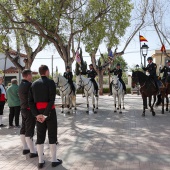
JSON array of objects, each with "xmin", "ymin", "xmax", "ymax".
[{"xmin": 132, "ymin": 71, "xmax": 158, "ymax": 116}]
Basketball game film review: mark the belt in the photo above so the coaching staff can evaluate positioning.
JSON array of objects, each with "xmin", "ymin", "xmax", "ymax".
[{"xmin": 36, "ymin": 102, "xmax": 55, "ymax": 110}]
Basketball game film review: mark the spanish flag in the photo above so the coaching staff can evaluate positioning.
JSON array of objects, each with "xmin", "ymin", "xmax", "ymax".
[
  {"xmin": 161, "ymin": 44, "xmax": 166, "ymax": 52},
  {"xmin": 139, "ymin": 35, "xmax": 148, "ymax": 42}
]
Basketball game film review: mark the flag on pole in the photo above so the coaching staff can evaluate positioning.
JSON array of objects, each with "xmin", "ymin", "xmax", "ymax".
[
  {"xmin": 75, "ymin": 49, "xmax": 81, "ymax": 64},
  {"xmin": 161, "ymin": 44, "xmax": 166, "ymax": 52},
  {"xmin": 139, "ymin": 35, "xmax": 148, "ymax": 42}
]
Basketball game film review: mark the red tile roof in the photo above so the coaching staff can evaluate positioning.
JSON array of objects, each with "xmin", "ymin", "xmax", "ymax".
[{"xmin": 3, "ymin": 67, "xmax": 38, "ymax": 74}]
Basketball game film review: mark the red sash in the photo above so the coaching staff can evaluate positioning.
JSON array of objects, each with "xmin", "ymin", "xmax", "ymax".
[
  {"xmin": 36, "ymin": 102, "xmax": 55, "ymax": 110},
  {"xmin": 0, "ymin": 94, "xmax": 5, "ymax": 102}
]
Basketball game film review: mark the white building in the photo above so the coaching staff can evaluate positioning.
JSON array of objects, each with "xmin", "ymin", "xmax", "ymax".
[{"xmin": 0, "ymin": 50, "xmax": 37, "ymax": 85}]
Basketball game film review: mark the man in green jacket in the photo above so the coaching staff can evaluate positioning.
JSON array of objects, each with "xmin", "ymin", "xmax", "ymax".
[{"xmin": 6, "ymin": 79, "xmax": 20, "ymax": 128}]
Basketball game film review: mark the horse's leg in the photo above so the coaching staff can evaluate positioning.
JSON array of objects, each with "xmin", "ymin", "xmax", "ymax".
[
  {"xmin": 66, "ymin": 95, "xmax": 70, "ymax": 113},
  {"xmin": 149, "ymin": 96, "xmax": 155, "ymax": 116},
  {"xmin": 166, "ymin": 95, "xmax": 169, "ymax": 111},
  {"xmin": 119, "ymin": 95, "xmax": 122, "ymax": 114},
  {"xmin": 86, "ymin": 94, "xmax": 89, "ymax": 113},
  {"xmin": 161, "ymin": 94, "xmax": 165, "ymax": 114},
  {"xmin": 122, "ymin": 93, "xmax": 125, "ymax": 109},
  {"xmin": 92, "ymin": 94, "xmax": 96, "ymax": 113},
  {"xmin": 96, "ymin": 93, "xmax": 99, "ymax": 109},
  {"xmin": 69, "ymin": 96, "xmax": 73, "ymax": 113},
  {"xmin": 61, "ymin": 94, "xmax": 64, "ymax": 113},
  {"xmin": 142, "ymin": 96, "xmax": 146, "ymax": 116},
  {"xmin": 114, "ymin": 95, "xmax": 117, "ymax": 112},
  {"xmin": 72, "ymin": 95, "xmax": 77, "ymax": 111}
]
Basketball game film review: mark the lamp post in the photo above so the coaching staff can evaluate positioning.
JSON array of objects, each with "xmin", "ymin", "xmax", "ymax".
[{"xmin": 141, "ymin": 43, "xmax": 149, "ymax": 68}]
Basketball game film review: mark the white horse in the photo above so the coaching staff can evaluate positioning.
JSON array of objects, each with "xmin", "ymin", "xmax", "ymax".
[
  {"xmin": 112, "ymin": 75, "xmax": 125, "ymax": 113},
  {"xmin": 76, "ymin": 75, "xmax": 99, "ymax": 113},
  {"xmin": 53, "ymin": 75, "xmax": 76, "ymax": 113}
]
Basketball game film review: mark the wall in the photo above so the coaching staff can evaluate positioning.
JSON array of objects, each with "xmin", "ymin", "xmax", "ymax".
[{"xmin": 0, "ymin": 52, "xmax": 25, "ymax": 70}]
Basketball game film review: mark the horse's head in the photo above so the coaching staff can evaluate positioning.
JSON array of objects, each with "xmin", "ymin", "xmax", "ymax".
[
  {"xmin": 53, "ymin": 75, "xmax": 60, "ymax": 87},
  {"xmin": 76, "ymin": 75, "xmax": 83, "ymax": 90},
  {"xmin": 112, "ymin": 75, "xmax": 119, "ymax": 89},
  {"xmin": 131, "ymin": 71, "xmax": 139, "ymax": 88}
]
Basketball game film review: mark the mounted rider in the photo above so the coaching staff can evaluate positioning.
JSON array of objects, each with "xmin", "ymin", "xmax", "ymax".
[
  {"xmin": 81, "ymin": 64, "xmax": 98, "ymax": 97},
  {"xmin": 142, "ymin": 57, "xmax": 159, "ymax": 90},
  {"xmin": 160, "ymin": 60, "xmax": 170, "ymax": 83},
  {"xmin": 63, "ymin": 66, "xmax": 75, "ymax": 95},
  {"xmin": 108, "ymin": 63, "xmax": 126, "ymax": 95}
]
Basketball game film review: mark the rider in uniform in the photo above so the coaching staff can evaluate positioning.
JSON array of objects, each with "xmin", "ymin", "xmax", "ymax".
[
  {"xmin": 82, "ymin": 64, "xmax": 98, "ymax": 97},
  {"xmin": 108, "ymin": 63, "xmax": 126, "ymax": 95},
  {"xmin": 63, "ymin": 66, "xmax": 75, "ymax": 95},
  {"xmin": 142, "ymin": 57, "xmax": 159, "ymax": 90},
  {"xmin": 29, "ymin": 65, "xmax": 62, "ymax": 169},
  {"xmin": 160, "ymin": 60, "xmax": 170, "ymax": 83}
]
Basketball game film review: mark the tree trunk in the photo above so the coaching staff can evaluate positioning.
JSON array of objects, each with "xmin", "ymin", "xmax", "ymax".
[{"xmin": 98, "ymin": 70, "xmax": 104, "ymax": 95}]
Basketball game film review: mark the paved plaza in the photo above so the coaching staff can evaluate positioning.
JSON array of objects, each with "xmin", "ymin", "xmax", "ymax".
[{"xmin": 0, "ymin": 94, "xmax": 170, "ymax": 170}]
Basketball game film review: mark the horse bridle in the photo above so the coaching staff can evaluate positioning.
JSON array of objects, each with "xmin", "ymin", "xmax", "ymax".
[
  {"xmin": 77, "ymin": 76, "xmax": 92, "ymax": 92},
  {"xmin": 112, "ymin": 79, "xmax": 121, "ymax": 91},
  {"xmin": 55, "ymin": 76, "xmax": 69, "ymax": 93}
]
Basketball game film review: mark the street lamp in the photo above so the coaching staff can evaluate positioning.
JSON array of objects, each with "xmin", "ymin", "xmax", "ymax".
[
  {"xmin": 135, "ymin": 64, "xmax": 139, "ymax": 70},
  {"xmin": 141, "ymin": 43, "xmax": 149, "ymax": 68}
]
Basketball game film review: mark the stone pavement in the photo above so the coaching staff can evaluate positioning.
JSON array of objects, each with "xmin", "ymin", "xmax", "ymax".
[{"xmin": 0, "ymin": 94, "xmax": 170, "ymax": 170}]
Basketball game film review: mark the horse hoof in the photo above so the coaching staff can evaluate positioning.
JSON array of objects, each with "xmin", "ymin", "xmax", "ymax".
[
  {"xmin": 114, "ymin": 110, "xmax": 117, "ymax": 113},
  {"xmin": 162, "ymin": 111, "xmax": 164, "ymax": 114},
  {"xmin": 152, "ymin": 112, "xmax": 155, "ymax": 116},
  {"xmin": 142, "ymin": 113, "xmax": 145, "ymax": 117},
  {"xmin": 74, "ymin": 108, "xmax": 77, "ymax": 110},
  {"xmin": 123, "ymin": 107, "xmax": 125, "ymax": 110},
  {"xmin": 96, "ymin": 107, "xmax": 98, "ymax": 109},
  {"xmin": 117, "ymin": 108, "xmax": 119, "ymax": 110},
  {"xmin": 61, "ymin": 111, "xmax": 64, "ymax": 113},
  {"xmin": 94, "ymin": 111, "xmax": 97, "ymax": 114},
  {"xmin": 86, "ymin": 111, "xmax": 89, "ymax": 113},
  {"xmin": 166, "ymin": 108, "xmax": 168, "ymax": 111},
  {"xmin": 119, "ymin": 111, "xmax": 122, "ymax": 114}
]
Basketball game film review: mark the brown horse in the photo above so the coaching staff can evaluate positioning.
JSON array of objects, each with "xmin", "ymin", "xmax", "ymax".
[{"xmin": 132, "ymin": 71, "xmax": 158, "ymax": 116}]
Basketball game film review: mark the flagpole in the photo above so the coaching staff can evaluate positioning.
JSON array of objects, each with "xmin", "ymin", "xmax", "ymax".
[{"xmin": 139, "ymin": 32, "xmax": 143, "ymax": 67}]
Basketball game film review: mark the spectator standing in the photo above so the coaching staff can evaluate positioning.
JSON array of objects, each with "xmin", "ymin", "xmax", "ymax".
[
  {"xmin": 18, "ymin": 69, "xmax": 37, "ymax": 158},
  {"xmin": 0, "ymin": 76, "xmax": 6, "ymax": 127},
  {"xmin": 6, "ymin": 79, "xmax": 20, "ymax": 128}
]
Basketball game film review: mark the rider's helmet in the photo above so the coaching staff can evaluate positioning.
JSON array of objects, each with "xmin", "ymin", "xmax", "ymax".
[
  {"xmin": 147, "ymin": 57, "xmax": 153, "ymax": 61},
  {"xmin": 89, "ymin": 64, "xmax": 93, "ymax": 67},
  {"xmin": 116, "ymin": 63, "xmax": 120, "ymax": 66},
  {"xmin": 66, "ymin": 66, "xmax": 70, "ymax": 69}
]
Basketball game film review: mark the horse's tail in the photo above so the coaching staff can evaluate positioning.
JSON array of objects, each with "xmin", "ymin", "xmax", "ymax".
[{"xmin": 155, "ymin": 94, "xmax": 162, "ymax": 107}]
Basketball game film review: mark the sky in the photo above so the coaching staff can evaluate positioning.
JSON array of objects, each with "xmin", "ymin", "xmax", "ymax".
[
  {"xmin": 30, "ymin": 0, "xmax": 170, "ymax": 75},
  {"xmin": 31, "ymin": 28, "xmax": 164, "ymax": 75}
]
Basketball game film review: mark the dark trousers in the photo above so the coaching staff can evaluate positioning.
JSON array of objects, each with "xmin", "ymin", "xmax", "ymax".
[
  {"xmin": 36, "ymin": 109, "xmax": 57, "ymax": 144},
  {"xmin": 9, "ymin": 106, "xmax": 20, "ymax": 126},
  {"xmin": 20, "ymin": 109, "xmax": 36, "ymax": 137},
  {"xmin": 0, "ymin": 102, "xmax": 5, "ymax": 115},
  {"xmin": 91, "ymin": 79, "xmax": 98, "ymax": 94},
  {"xmin": 68, "ymin": 81, "xmax": 75, "ymax": 94},
  {"xmin": 119, "ymin": 79, "xmax": 126, "ymax": 92}
]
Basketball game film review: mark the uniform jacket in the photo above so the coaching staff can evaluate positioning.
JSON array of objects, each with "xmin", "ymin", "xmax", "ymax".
[
  {"xmin": 63, "ymin": 72, "xmax": 73, "ymax": 82},
  {"xmin": 142, "ymin": 62, "xmax": 157, "ymax": 77},
  {"xmin": 160, "ymin": 66, "xmax": 170, "ymax": 78},
  {"xmin": 6, "ymin": 84, "xmax": 20, "ymax": 107},
  {"xmin": 110, "ymin": 68, "xmax": 122, "ymax": 79},
  {"xmin": 18, "ymin": 79, "xmax": 32, "ymax": 109},
  {"xmin": 29, "ymin": 76, "xmax": 56, "ymax": 117},
  {"xmin": 82, "ymin": 69, "xmax": 97, "ymax": 79}
]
